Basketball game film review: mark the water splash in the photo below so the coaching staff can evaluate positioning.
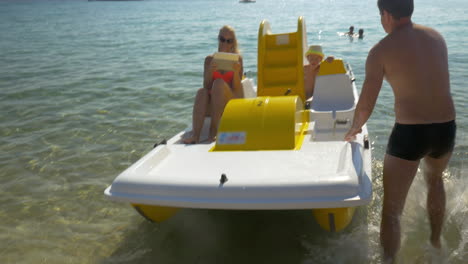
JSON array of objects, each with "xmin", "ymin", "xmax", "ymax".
[{"xmin": 390, "ymin": 165, "xmax": 467, "ymax": 263}]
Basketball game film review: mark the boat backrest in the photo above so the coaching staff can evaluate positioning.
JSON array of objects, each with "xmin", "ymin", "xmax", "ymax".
[
  {"xmin": 308, "ymin": 60, "xmax": 356, "ymax": 140},
  {"xmin": 310, "ymin": 74, "xmax": 355, "ymax": 113}
]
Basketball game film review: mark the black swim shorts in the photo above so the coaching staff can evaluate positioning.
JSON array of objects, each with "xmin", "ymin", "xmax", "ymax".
[{"xmin": 386, "ymin": 120, "xmax": 456, "ymax": 161}]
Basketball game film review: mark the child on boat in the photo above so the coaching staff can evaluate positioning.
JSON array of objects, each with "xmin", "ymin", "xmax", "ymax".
[
  {"xmin": 304, "ymin": 45, "xmax": 334, "ymax": 99},
  {"xmin": 183, "ymin": 25, "xmax": 244, "ymax": 144}
]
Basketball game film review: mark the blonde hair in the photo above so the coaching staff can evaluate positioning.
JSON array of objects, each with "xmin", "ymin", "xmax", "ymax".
[{"xmin": 218, "ymin": 25, "xmax": 240, "ymax": 54}]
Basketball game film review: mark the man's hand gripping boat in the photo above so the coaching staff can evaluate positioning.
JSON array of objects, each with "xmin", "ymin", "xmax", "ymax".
[{"xmin": 105, "ymin": 17, "xmax": 372, "ymax": 232}]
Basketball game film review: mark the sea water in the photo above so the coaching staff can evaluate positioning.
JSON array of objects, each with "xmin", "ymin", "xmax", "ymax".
[{"xmin": 0, "ymin": 0, "xmax": 466, "ymax": 263}]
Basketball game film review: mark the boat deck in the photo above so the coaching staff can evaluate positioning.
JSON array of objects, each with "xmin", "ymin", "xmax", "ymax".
[{"xmin": 105, "ymin": 131, "xmax": 372, "ymax": 209}]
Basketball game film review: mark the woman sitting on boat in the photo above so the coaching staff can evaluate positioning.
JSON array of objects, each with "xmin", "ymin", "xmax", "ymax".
[{"xmin": 183, "ymin": 25, "xmax": 244, "ymax": 144}]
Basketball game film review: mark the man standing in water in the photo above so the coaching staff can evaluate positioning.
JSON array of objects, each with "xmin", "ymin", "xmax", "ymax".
[{"xmin": 344, "ymin": 0, "xmax": 456, "ymax": 262}]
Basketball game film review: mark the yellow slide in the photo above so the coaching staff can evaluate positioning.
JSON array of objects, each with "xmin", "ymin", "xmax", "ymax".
[{"xmin": 257, "ymin": 16, "xmax": 308, "ymax": 103}]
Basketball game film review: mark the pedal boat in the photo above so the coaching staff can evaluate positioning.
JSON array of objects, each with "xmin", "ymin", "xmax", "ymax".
[{"xmin": 104, "ymin": 17, "xmax": 372, "ymax": 232}]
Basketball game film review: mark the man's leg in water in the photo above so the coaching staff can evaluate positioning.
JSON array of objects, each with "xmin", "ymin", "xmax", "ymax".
[
  {"xmin": 422, "ymin": 153, "xmax": 452, "ymax": 249},
  {"xmin": 380, "ymin": 154, "xmax": 420, "ymax": 262}
]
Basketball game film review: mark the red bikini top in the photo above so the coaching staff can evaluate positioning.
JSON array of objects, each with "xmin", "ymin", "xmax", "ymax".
[{"xmin": 212, "ymin": 71, "xmax": 234, "ymax": 83}]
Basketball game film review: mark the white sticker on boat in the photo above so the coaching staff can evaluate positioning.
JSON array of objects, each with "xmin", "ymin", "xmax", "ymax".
[
  {"xmin": 276, "ymin": 34, "xmax": 289, "ymax": 45},
  {"xmin": 217, "ymin": 132, "xmax": 246, "ymax": 145}
]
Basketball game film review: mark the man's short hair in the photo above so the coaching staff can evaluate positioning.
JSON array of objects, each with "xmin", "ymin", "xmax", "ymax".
[{"xmin": 377, "ymin": 0, "xmax": 414, "ymax": 19}]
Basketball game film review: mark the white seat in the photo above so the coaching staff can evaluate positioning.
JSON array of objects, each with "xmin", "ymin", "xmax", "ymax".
[
  {"xmin": 309, "ymin": 74, "xmax": 356, "ymax": 141},
  {"xmin": 311, "ymin": 74, "xmax": 356, "ymax": 113}
]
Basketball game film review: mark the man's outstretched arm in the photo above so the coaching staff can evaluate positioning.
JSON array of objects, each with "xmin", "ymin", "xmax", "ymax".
[{"xmin": 344, "ymin": 45, "xmax": 385, "ymax": 141}]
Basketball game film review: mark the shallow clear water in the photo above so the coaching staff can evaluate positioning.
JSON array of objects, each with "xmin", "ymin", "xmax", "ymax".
[{"xmin": 0, "ymin": 0, "xmax": 466, "ymax": 263}]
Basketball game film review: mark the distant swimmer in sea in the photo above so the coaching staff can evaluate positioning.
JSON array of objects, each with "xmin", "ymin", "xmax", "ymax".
[
  {"xmin": 344, "ymin": 0, "xmax": 456, "ymax": 262},
  {"xmin": 358, "ymin": 28, "xmax": 364, "ymax": 39},
  {"xmin": 303, "ymin": 45, "xmax": 335, "ymax": 99},
  {"xmin": 345, "ymin": 25, "xmax": 355, "ymax": 36},
  {"xmin": 183, "ymin": 25, "xmax": 244, "ymax": 144},
  {"xmin": 338, "ymin": 25, "xmax": 360, "ymax": 39}
]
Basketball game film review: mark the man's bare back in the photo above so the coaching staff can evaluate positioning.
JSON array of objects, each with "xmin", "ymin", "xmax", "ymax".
[
  {"xmin": 344, "ymin": 1, "xmax": 457, "ymax": 261},
  {"xmin": 373, "ymin": 23, "xmax": 455, "ymax": 124}
]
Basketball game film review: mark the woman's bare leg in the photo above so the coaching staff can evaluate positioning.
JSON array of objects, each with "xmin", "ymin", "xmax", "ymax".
[
  {"xmin": 183, "ymin": 88, "xmax": 209, "ymax": 144},
  {"xmin": 209, "ymin": 79, "xmax": 233, "ymax": 141}
]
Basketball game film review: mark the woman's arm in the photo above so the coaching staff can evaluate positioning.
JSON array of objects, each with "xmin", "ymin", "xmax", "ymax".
[
  {"xmin": 203, "ymin": 55, "xmax": 215, "ymax": 90},
  {"xmin": 231, "ymin": 55, "xmax": 244, "ymax": 98}
]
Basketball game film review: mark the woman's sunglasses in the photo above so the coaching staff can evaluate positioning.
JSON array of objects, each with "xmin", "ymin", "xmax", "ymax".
[{"xmin": 218, "ymin": 36, "xmax": 234, "ymax": 44}]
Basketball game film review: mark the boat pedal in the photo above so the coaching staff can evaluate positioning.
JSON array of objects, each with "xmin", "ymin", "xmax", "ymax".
[{"xmin": 153, "ymin": 139, "xmax": 167, "ymax": 148}]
